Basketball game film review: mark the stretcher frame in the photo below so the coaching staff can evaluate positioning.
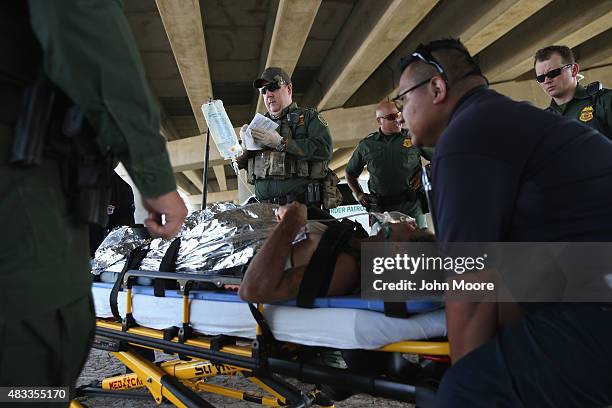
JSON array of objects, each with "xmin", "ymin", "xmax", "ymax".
[{"xmin": 76, "ymin": 270, "xmax": 450, "ymax": 407}]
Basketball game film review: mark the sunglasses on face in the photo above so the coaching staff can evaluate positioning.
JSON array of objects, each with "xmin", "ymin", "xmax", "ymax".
[
  {"xmin": 259, "ymin": 82, "xmax": 282, "ymax": 95},
  {"xmin": 535, "ymin": 64, "xmax": 573, "ymax": 83},
  {"xmin": 378, "ymin": 112, "xmax": 401, "ymax": 121}
]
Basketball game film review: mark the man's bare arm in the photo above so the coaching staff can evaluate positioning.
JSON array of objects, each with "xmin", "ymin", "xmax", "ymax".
[
  {"xmin": 346, "ymin": 172, "xmax": 369, "ymax": 207},
  {"xmin": 239, "ymin": 203, "xmax": 307, "ymax": 302},
  {"xmin": 446, "ymin": 300, "xmax": 498, "ymax": 363}
]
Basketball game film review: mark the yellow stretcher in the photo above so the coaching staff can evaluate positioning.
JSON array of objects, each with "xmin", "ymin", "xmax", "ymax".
[{"xmin": 77, "ymin": 270, "xmax": 450, "ymax": 407}]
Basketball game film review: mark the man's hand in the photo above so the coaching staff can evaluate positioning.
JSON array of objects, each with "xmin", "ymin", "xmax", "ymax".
[
  {"xmin": 276, "ymin": 202, "xmax": 307, "ymax": 227},
  {"xmin": 142, "ymin": 191, "xmax": 188, "ymax": 240},
  {"xmin": 387, "ymin": 221, "xmax": 419, "ymax": 240},
  {"xmin": 409, "ymin": 168, "xmax": 423, "ymax": 190},
  {"xmin": 251, "ymin": 128, "xmax": 283, "ymax": 148},
  {"xmin": 356, "ymin": 192, "xmax": 370, "ymax": 207}
]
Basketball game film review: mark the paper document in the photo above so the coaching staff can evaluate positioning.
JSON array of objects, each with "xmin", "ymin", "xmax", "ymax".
[{"xmin": 243, "ymin": 113, "xmax": 279, "ymax": 150}]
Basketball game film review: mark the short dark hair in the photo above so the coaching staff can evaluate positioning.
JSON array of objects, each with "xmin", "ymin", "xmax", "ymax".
[
  {"xmin": 534, "ymin": 45, "xmax": 575, "ymax": 67},
  {"xmin": 399, "ymin": 38, "xmax": 487, "ymax": 85}
]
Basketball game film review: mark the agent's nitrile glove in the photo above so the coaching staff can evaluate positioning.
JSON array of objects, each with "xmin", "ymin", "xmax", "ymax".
[
  {"xmin": 239, "ymin": 124, "xmax": 249, "ymax": 143},
  {"xmin": 250, "ymin": 128, "xmax": 283, "ymax": 148}
]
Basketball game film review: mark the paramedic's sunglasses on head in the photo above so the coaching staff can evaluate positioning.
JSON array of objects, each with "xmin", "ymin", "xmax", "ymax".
[
  {"xmin": 378, "ymin": 112, "xmax": 401, "ymax": 121},
  {"xmin": 536, "ymin": 64, "xmax": 573, "ymax": 83},
  {"xmin": 259, "ymin": 82, "xmax": 282, "ymax": 95},
  {"xmin": 394, "ymin": 48, "xmax": 449, "ymax": 106}
]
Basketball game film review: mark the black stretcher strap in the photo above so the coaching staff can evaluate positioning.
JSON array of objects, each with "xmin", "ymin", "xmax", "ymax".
[
  {"xmin": 383, "ymin": 302, "xmax": 409, "ymax": 318},
  {"xmin": 109, "ymin": 245, "xmax": 151, "ymax": 320},
  {"xmin": 297, "ymin": 222, "xmax": 355, "ymax": 308},
  {"xmin": 154, "ymin": 237, "xmax": 181, "ymax": 297},
  {"xmin": 247, "ymin": 303, "xmax": 276, "ymax": 344}
]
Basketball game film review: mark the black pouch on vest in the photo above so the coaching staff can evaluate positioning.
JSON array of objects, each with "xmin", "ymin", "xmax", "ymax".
[{"xmin": 10, "ymin": 75, "xmax": 55, "ymax": 166}]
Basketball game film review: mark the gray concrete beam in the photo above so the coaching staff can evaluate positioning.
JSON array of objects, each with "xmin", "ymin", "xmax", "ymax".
[
  {"xmin": 301, "ymin": 0, "xmax": 437, "ymax": 111},
  {"xmin": 344, "ymin": 0, "xmax": 554, "ymax": 108},
  {"xmin": 255, "ymin": 0, "xmax": 321, "ymax": 114},
  {"xmin": 479, "ymin": 0, "xmax": 612, "ymax": 83},
  {"xmin": 462, "ymin": 0, "xmax": 552, "ymax": 55},
  {"xmin": 156, "ymin": 0, "xmax": 228, "ymax": 194}
]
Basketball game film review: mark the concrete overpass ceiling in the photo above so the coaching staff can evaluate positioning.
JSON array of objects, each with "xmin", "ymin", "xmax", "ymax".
[
  {"xmin": 292, "ymin": 0, "xmax": 357, "ymax": 103},
  {"xmin": 202, "ymin": 0, "xmax": 271, "ymax": 123},
  {"xmin": 121, "ymin": 0, "xmax": 612, "ymax": 204}
]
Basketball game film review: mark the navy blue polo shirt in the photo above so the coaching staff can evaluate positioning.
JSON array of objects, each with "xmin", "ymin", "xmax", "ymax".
[{"xmin": 431, "ymin": 87, "xmax": 612, "ymax": 243}]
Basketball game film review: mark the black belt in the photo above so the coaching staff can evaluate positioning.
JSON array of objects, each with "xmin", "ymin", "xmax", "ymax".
[
  {"xmin": 261, "ymin": 192, "xmax": 314, "ymax": 206},
  {"xmin": 261, "ymin": 192, "xmax": 323, "ymax": 206},
  {"xmin": 377, "ymin": 190, "xmax": 417, "ymax": 206},
  {"xmin": 260, "ymin": 182, "xmax": 321, "ymax": 206}
]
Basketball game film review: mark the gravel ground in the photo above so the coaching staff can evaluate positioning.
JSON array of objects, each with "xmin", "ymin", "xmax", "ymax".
[{"xmin": 76, "ymin": 348, "xmax": 414, "ymax": 407}]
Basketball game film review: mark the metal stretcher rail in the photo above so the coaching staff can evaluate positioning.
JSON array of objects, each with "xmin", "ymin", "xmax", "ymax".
[{"xmin": 95, "ymin": 321, "xmax": 419, "ymax": 403}]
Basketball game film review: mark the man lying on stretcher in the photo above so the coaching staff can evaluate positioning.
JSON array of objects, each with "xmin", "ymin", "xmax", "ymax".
[{"xmin": 239, "ymin": 202, "xmax": 434, "ymax": 304}]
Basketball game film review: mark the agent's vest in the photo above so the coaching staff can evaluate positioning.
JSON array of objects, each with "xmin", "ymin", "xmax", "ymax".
[{"xmin": 246, "ymin": 104, "xmax": 329, "ymax": 183}]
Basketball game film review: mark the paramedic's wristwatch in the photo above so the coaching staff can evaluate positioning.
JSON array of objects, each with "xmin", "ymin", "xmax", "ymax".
[{"xmin": 275, "ymin": 137, "xmax": 287, "ymax": 152}]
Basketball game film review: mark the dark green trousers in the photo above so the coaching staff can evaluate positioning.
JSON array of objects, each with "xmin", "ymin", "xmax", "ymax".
[
  {"xmin": 1, "ymin": 121, "xmax": 95, "ymax": 406},
  {"xmin": 0, "ymin": 294, "xmax": 95, "ymax": 407}
]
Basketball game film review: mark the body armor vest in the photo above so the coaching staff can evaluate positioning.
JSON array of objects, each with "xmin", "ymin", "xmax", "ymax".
[{"xmin": 247, "ymin": 105, "xmax": 329, "ymax": 182}]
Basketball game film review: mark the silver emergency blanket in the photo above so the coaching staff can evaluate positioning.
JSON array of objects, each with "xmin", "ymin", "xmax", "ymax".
[
  {"xmin": 90, "ymin": 226, "xmax": 151, "ymax": 275},
  {"xmin": 369, "ymin": 211, "xmax": 415, "ymax": 236},
  {"xmin": 91, "ymin": 203, "xmax": 282, "ymax": 276}
]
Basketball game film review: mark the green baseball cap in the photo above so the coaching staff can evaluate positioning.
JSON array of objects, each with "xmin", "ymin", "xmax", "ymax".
[{"xmin": 253, "ymin": 67, "xmax": 292, "ymax": 89}]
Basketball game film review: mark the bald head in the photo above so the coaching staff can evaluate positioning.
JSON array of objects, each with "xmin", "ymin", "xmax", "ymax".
[
  {"xmin": 375, "ymin": 101, "xmax": 401, "ymax": 135},
  {"xmin": 376, "ymin": 101, "xmax": 397, "ymax": 117}
]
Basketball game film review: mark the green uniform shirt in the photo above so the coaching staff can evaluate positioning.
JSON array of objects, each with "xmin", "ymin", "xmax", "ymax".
[
  {"xmin": 346, "ymin": 129, "xmax": 433, "ymax": 197},
  {"xmin": 0, "ymin": 0, "xmax": 176, "ymax": 319},
  {"xmin": 30, "ymin": 0, "xmax": 176, "ymax": 197},
  {"xmin": 547, "ymin": 84, "xmax": 612, "ymax": 140},
  {"xmin": 254, "ymin": 102, "xmax": 333, "ymax": 200}
]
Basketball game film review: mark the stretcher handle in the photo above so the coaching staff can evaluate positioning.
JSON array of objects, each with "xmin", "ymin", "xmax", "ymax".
[{"xmin": 122, "ymin": 269, "xmax": 242, "ymax": 289}]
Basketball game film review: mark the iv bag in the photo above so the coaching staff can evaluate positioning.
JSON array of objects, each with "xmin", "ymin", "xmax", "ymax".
[{"xmin": 201, "ymin": 100, "xmax": 243, "ymax": 160}]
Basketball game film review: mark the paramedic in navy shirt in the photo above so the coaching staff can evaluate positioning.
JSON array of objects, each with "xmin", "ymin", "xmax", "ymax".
[{"xmin": 395, "ymin": 39, "xmax": 612, "ymax": 407}]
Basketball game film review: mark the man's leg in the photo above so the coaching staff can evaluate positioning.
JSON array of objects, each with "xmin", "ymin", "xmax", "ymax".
[
  {"xmin": 0, "ymin": 294, "xmax": 95, "ymax": 407},
  {"xmin": 436, "ymin": 303, "xmax": 612, "ymax": 407}
]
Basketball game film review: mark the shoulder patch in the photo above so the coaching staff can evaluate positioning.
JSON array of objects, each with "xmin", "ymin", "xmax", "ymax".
[
  {"xmin": 402, "ymin": 138, "xmax": 413, "ymax": 148},
  {"xmin": 579, "ymin": 106, "xmax": 594, "ymax": 122}
]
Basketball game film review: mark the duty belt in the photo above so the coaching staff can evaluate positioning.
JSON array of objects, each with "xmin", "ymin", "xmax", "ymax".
[
  {"xmin": 376, "ymin": 190, "xmax": 417, "ymax": 206},
  {"xmin": 260, "ymin": 183, "xmax": 321, "ymax": 206}
]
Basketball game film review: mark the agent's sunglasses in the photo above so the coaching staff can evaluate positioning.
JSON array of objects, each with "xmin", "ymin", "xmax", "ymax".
[
  {"xmin": 378, "ymin": 112, "xmax": 402, "ymax": 121},
  {"xmin": 259, "ymin": 82, "xmax": 282, "ymax": 95},
  {"xmin": 535, "ymin": 64, "xmax": 573, "ymax": 83}
]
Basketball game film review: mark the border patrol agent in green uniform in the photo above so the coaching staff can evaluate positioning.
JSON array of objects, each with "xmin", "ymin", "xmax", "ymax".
[
  {"xmin": 236, "ymin": 67, "xmax": 337, "ymax": 211},
  {"xmin": 0, "ymin": 0, "xmax": 187, "ymax": 401},
  {"xmin": 345, "ymin": 102, "xmax": 433, "ymax": 229},
  {"xmin": 534, "ymin": 45, "xmax": 612, "ymax": 140}
]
